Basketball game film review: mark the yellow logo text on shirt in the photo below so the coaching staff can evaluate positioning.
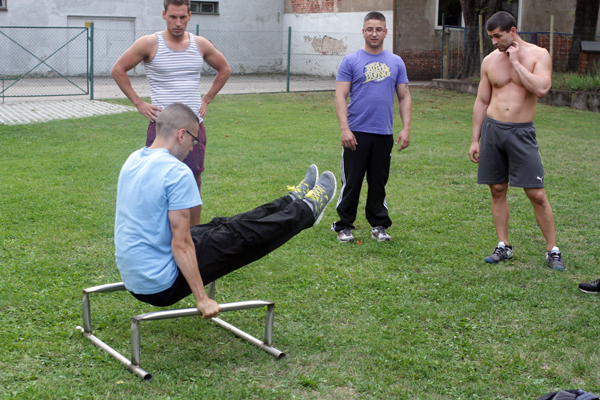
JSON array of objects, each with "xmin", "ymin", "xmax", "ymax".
[{"xmin": 363, "ymin": 62, "xmax": 391, "ymax": 83}]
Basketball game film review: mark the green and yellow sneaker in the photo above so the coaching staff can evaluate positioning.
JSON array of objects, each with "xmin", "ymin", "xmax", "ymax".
[
  {"xmin": 304, "ymin": 171, "xmax": 337, "ymax": 226},
  {"xmin": 288, "ymin": 164, "xmax": 318, "ymax": 200}
]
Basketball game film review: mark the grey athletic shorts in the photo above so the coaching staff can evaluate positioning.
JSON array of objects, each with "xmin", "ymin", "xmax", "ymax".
[{"xmin": 477, "ymin": 116, "xmax": 545, "ymax": 188}]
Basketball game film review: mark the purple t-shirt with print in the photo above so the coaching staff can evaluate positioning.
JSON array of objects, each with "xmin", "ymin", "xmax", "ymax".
[{"xmin": 336, "ymin": 49, "xmax": 408, "ymax": 135}]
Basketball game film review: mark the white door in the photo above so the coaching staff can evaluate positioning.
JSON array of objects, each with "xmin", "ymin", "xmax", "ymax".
[{"xmin": 67, "ymin": 16, "xmax": 135, "ymax": 76}]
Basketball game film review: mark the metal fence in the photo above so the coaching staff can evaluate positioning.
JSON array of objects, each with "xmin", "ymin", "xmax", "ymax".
[
  {"xmin": 0, "ymin": 26, "xmax": 92, "ymax": 100},
  {"xmin": 6, "ymin": 24, "xmax": 594, "ymax": 100},
  {"xmin": 1, "ymin": 25, "xmax": 444, "ymax": 101},
  {"xmin": 442, "ymin": 25, "xmax": 600, "ymax": 78}
]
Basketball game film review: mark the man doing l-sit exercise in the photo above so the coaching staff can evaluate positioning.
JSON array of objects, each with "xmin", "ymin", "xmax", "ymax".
[
  {"xmin": 469, "ymin": 11, "xmax": 565, "ymax": 271},
  {"xmin": 114, "ymin": 103, "xmax": 336, "ymax": 318}
]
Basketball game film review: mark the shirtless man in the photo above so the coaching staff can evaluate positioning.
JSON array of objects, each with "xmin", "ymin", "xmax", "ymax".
[
  {"xmin": 468, "ymin": 11, "xmax": 565, "ymax": 271},
  {"xmin": 112, "ymin": 0, "xmax": 231, "ymax": 225}
]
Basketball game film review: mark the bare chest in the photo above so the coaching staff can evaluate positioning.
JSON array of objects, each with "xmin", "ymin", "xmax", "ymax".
[{"xmin": 487, "ymin": 52, "xmax": 535, "ymax": 89}]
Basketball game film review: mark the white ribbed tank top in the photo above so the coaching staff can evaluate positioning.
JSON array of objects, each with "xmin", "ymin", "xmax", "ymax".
[{"xmin": 144, "ymin": 32, "xmax": 204, "ymax": 120}]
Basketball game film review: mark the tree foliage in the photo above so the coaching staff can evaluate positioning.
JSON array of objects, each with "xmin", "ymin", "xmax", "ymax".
[
  {"xmin": 456, "ymin": 0, "xmax": 501, "ymax": 79},
  {"xmin": 566, "ymin": 0, "xmax": 600, "ymax": 72}
]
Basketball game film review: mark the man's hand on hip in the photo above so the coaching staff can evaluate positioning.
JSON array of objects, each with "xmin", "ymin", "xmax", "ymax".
[{"xmin": 135, "ymin": 101, "xmax": 163, "ymax": 122}]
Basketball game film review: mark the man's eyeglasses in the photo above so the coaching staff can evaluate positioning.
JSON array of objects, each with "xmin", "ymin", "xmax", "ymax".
[
  {"xmin": 364, "ymin": 27, "xmax": 385, "ymax": 34},
  {"xmin": 185, "ymin": 130, "xmax": 199, "ymax": 145}
]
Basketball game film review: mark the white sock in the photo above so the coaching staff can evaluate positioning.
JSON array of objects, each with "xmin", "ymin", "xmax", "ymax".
[
  {"xmin": 302, "ymin": 198, "xmax": 315, "ymax": 212},
  {"xmin": 498, "ymin": 241, "xmax": 506, "ymax": 248},
  {"xmin": 551, "ymin": 246, "xmax": 560, "ymax": 253}
]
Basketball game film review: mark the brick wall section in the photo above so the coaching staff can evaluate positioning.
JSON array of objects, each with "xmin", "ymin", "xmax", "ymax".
[
  {"xmin": 292, "ymin": 0, "xmax": 338, "ymax": 14},
  {"xmin": 400, "ymin": 51, "xmax": 441, "ymax": 80}
]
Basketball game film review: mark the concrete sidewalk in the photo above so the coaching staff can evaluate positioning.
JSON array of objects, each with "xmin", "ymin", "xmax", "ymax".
[{"xmin": 0, "ymin": 100, "xmax": 135, "ymax": 125}]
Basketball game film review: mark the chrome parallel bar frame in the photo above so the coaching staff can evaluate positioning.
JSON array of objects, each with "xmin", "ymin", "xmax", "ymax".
[{"xmin": 76, "ymin": 281, "xmax": 285, "ymax": 381}]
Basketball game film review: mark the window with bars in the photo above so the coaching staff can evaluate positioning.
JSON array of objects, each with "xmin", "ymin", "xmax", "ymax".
[
  {"xmin": 436, "ymin": 0, "xmax": 462, "ymax": 28},
  {"xmin": 190, "ymin": 1, "xmax": 219, "ymax": 15}
]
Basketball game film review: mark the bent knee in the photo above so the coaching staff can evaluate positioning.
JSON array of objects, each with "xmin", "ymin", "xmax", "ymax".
[
  {"xmin": 489, "ymin": 184, "xmax": 508, "ymax": 198},
  {"xmin": 524, "ymin": 188, "xmax": 549, "ymax": 205}
]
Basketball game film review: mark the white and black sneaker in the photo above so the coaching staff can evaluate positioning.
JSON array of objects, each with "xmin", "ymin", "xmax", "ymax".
[
  {"xmin": 484, "ymin": 244, "xmax": 513, "ymax": 263},
  {"xmin": 337, "ymin": 228, "xmax": 355, "ymax": 243},
  {"xmin": 546, "ymin": 250, "xmax": 566, "ymax": 271},
  {"xmin": 371, "ymin": 226, "xmax": 391, "ymax": 242}
]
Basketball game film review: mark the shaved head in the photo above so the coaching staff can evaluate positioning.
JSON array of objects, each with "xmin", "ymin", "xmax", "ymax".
[
  {"xmin": 156, "ymin": 103, "xmax": 199, "ymax": 139},
  {"xmin": 164, "ymin": 0, "xmax": 190, "ymax": 12},
  {"xmin": 364, "ymin": 11, "xmax": 386, "ymax": 25}
]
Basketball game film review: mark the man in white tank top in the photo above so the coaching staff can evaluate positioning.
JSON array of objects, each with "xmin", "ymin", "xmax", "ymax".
[{"xmin": 112, "ymin": 0, "xmax": 231, "ymax": 225}]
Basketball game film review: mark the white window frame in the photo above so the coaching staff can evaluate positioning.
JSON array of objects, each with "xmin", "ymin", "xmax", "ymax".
[
  {"xmin": 499, "ymin": 0, "xmax": 522, "ymax": 31},
  {"xmin": 190, "ymin": 1, "xmax": 219, "ymax": 15}
]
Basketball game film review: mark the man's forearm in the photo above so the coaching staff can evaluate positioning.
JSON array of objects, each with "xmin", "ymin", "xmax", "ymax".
[
  {"xmin": 112, "ymin": 69, "xmax": 144, "ymax": 107},
  {"xmin": 472, "ymin": 99, "xmax": 488, "ymax": 143},
  {"xmin": 172, "ymin": 241, "xmax": 209, "ymax": 301},
  {"xmin": 334, "ymin": 96, "xmax": 350, "ymax": 132},
  {"xmin": 202, "ymin": 67, "xmax": 231, "ymax": 104},
  {"xmin": 512, "ymin": 61, "xmax": 551, "ymax": 98},
  {"xmin": 398, "ymin": 95, "xmax": 412, "ymax": 132}
]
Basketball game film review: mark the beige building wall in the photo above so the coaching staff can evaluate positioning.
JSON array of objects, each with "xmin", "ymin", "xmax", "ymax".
[
  {"xmin": 285, "ymin": 0, "xmax": 598, "ymax": 35},
  {"xmin": 336, "ymin": 0, "xmax": 392, "ymax": 13},
  {"xmin": 284, "ymin": 0, "xmax": 393, "ymax": 14},
  {"xmin": 523, "ymin": 0, "xmax": 576, "ymax": 33},
  {"xmin": 523, "ymin": 0, "xmax": 600, "ymax": 34}
]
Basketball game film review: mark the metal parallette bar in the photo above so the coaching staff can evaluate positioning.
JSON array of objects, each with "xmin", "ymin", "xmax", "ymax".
[
  {"xmin": 206, "ymin": 281, "xmax": 216, "ymax": 300},
  {"xmin": 211, "ymin": 317, "xmax": 285, "ymax": 359},
  {"xmin": 132, "ymin": 301, "xmax": 274, "ymax": 322},
  {"xmin": 129, "ymin": 301, "xmax": 283, "ymax": 365},
  {"xmin": 264, "ymin": 303, "xmax": 275, "ymax": 346},
  {"xmin": 79, "ymin": 282, "xmax": 285, "ymax": 380},
  {"xmin": 76, "ymin": 327, "xmax": 151, "ymax": 381},
  {"xmin": 82, "ymin": 282, "xmax": 126, "ymax": 333}
]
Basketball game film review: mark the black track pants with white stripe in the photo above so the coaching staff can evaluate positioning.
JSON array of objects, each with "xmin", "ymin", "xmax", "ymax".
[{"xmin": 332, "ymin": 131, "xmax": 393, "ymax": 232}]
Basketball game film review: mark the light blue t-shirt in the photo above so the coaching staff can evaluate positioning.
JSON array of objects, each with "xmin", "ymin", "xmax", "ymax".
[
  {"xmin": 114, "ymin": 148, "xmax": 202, "ymax": 294},
  {"xmin": 336, "ymin": 49, "xmax": 408, "ymax": 135}
]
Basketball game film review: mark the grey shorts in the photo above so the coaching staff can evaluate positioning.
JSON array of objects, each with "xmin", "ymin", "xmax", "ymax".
[{"xmin": 477, "ymin": 116, "xmax": 545, "ymax": 188}]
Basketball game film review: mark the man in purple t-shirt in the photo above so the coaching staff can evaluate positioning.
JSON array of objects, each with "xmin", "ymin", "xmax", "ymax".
[{"xmin": 332, "ymin": 11, "xmax": 413, "ymax": 243}]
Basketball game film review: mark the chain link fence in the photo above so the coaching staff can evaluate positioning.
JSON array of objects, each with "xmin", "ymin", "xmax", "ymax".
[
  {"xmin": 4, "ymin": 24, "xmax": 594, "ymax": 101},
  {"xmin": 442, "ymin": 25, "xmax": 600, "ymax": 78},
  {"xmin": 1, "ymin": 25, "xmax": 443, "ymax": 101},
  {"xmin": 0, "ymin": 26, "xmax": 91, "ymax": 100}
]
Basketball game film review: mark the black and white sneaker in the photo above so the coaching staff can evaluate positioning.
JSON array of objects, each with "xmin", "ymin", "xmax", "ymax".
[
  {"xmin": 546, "ymin": 250, "xmax": 566, "ymax": 271},
  {"xmin": 484, "ymin": 245, "xmax": 513, "ymax": 263},
  {"xmin": 337, "ymin": 228, "xmax": 355, "ymax": 243},
  {"xmin": 371, "ymin": 226, "xmax": 391, "ymax": 242},
  {"xmin": 579, "ymin": 278, "xmax": 600, "ymax": 294}
]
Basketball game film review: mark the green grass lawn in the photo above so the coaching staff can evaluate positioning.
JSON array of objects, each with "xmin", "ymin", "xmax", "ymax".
[{"xmin": 1, "ymin": 88, "xmax": 599, "ymax": 399}]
